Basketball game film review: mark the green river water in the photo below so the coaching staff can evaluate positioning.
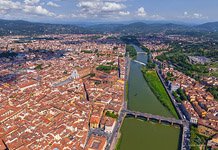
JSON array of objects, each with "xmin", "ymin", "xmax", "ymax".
[{"xmin": 117, "ymin": 45, "xmax": 180, "ymax": 150}]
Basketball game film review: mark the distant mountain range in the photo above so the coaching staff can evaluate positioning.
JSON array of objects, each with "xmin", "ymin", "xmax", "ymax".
[
  {"xmin": 197, "ymin": 22, "xmax": 218, "ymax": 32},
  {"xmin": 0, "ymin": 19, "xmax": 89, "ymax": 35},
  {"xmin": 0, "ymin": 19, "xmax": 218, "ymax": 36}
]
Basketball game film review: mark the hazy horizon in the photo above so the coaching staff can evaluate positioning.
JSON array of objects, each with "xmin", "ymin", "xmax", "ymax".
[{"xmin": 0, "ymin": 18, "xmax": 215, "ymax": 26}]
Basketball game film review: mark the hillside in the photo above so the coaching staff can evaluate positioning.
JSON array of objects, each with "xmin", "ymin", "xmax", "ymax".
[
  {"xmin": 1, "ymin": 19, "xmax": 218, "ymax": 36},
  {"xmin": 114, "ymin": 22, "xmax": 189, "ymax": 34},
  {"xmin": 0, "ymin": 19, "xmax": 89, "ymax": 36},
  {"xmin": 196, "ymin": 22, "xmax": 218, "ymax": 31}
]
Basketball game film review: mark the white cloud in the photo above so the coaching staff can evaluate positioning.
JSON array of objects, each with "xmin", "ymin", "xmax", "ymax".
[
  {"xmin": 0, "ymin": 0, "xmax": 21, "ymax": 10},
  {"xmin": 102, "ymin": 2, "xmax": 125, "ymax": 11},
  {"xmin": 56, "ymin": 14, "xmax": 66, "ymax": 19},
  {"xmin": 24, "ymin": 0, "xmax": 40, "ymax": 5},
  {"xmin": 119, "ymin": 11, "xmax": 130, "ymax": 16},
  {"xmin": 76, "ymin": 0, "xmax": 126, "ymax": 17},
  {"xmin": 0, "ymin": 0, "xmax": 167, "ymax": 21},
  {"xmin": 76, "ymin": 2, "xmax": 163, "ymax": 20},
  {"xmin": 0, "ymin": 0, "xmax": 56, "ymax": 18},
  {"xmin": 47, "ymin": 1, "xmax": 60, "ymax": 7},
  {"xmin": 193, "ymin": 13, "xmax": 202, "ymax": 19},
  {"xmin": 182, "ymin": 11, "xmax": 207, "ymax": 19},
  {"xmin": 23, "ymin": 5, "xmax": 55, "ymax": 16},
  {"xmin": 77, "ymin": 1, "xmax": 100, "ymax": 10},
  {"xmin": 135, "ymin": 7, "xmax": 164, "ymax": 20},
  {"xmin": 71, "ymin": 13, "xmax": 87, "ymax": 18},
  {"xmin": 0, "ymin": 10, "xmax": 6, "ymax": 14},
  {"xmin": 137, "ymin": 7, "xmax": 147, "ymax": 17}
]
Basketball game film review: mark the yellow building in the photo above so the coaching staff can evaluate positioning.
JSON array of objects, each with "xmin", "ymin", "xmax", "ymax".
[{"xmin": 198, "ymin": 125, "xmax": 217, "ymax": 137}]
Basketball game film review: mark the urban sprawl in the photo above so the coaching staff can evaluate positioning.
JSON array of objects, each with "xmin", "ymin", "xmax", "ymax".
[{"xmin": 0, "ymin": 34, "xmax": 217, "ymax": 150}]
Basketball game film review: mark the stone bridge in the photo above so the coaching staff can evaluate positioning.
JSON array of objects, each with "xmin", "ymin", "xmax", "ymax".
[{"xmin": 124, "ymin": 110, "xmax": 183, "ymax": 126}]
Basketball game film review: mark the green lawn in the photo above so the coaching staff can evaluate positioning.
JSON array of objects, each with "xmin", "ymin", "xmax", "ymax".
[
  {"xmin": 142, "ymin": 69, "xmax": 178, "ymax": 118},
  {"xmin": 96, "ymin": 65, "xmax": 118, "ymax": 73}
]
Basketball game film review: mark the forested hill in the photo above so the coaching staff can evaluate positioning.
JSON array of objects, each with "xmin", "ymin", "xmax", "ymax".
[
  {"xmin": 0, "ymin": 19, "xmax": 89, "ymax": 35},
  {"xmin": 1, "ymin": 19, "xmax": 218, "ymax": 36}
]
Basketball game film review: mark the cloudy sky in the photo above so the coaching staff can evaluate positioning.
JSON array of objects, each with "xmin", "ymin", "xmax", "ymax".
[{"xmin": 0, "ymin": 0, "xmax": 218, "ymax": 23}]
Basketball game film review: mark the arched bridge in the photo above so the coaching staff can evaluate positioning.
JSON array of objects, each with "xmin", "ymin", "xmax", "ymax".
[{"xmin": 124, "ymin": 110, "xmax": 183, "ymax": 126}]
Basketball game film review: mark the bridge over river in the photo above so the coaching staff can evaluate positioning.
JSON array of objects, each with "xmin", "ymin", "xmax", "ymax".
[
  {"xmin": 108, "ymin": 107, "xmax": 189, "ymax": 150},
  {"xmin": 124, "ymin": 110, "xmax": 183, "ymax": 125}
]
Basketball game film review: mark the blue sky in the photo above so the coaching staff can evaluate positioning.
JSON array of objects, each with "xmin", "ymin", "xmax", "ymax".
[{"xmin": 0, "ymin": 0, "xmax": 218, "ymax": 23}]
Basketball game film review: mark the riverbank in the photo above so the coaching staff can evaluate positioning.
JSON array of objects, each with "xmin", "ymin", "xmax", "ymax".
[
  {"xmin": 115, "ymin": 44, "xmax": 180, "ymax": 150},
  {"xmin": 127, "ymin": 47, "xmax": 174, "ymax": 117},
  {"xmin": 141, "ymin": 68, "xmax": 178, "ymax": 118},
  {"xmin": 125, "ymin": 82, "xmax": 128, "ymax": 101},
  {"xmin": 115, "ymin": 132, "xmax": 122, "ymax": 150}
]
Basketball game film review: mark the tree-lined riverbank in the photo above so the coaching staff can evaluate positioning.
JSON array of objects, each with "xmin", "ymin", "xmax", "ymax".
[
  {"xmin": 141, "ymin": 68, "xmax": 178, "ymax": 118},
  {"xmin": 116, "ymin": 45, "xmax": 180, "ymax": 150}
]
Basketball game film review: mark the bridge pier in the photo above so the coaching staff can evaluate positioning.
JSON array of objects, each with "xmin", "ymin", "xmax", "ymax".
[{"xmin": 123, "ymin": 110, "xmax": 186, "ymax": 150}]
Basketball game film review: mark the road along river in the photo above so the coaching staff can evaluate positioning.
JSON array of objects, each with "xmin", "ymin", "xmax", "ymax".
[{"xmin": 116, "ymin": 45, "xmax": 180, "ymax": 150}]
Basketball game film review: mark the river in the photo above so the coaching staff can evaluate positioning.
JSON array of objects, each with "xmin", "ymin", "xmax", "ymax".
[
  {"xmin": 117, "ymin": 45, "xmax": 180, "ymax": 150},
  {"xmin": 128, "ymin": 51, "xmax": 173, "ymax": 117}
]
